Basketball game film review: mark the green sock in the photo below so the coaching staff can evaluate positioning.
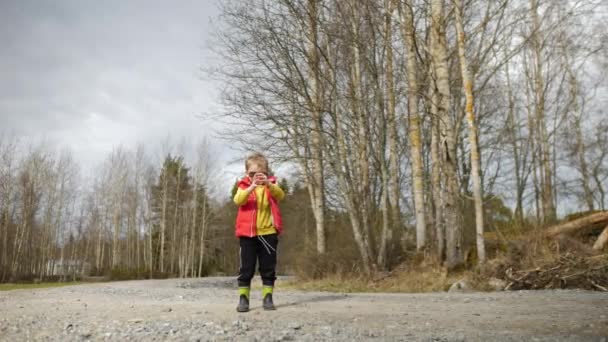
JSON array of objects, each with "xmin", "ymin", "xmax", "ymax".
[
  {"xmin": 262, "ymin": 286, "xmax": 273, "ymax": 298},
  {"xmin": 239, "ymin": 287, "xmax": 250, "ymax": 299}
]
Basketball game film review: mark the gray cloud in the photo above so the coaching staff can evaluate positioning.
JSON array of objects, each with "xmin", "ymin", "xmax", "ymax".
[{"xmin": 0, "ymin": 0, "xmax": 230, "ymax": 174}]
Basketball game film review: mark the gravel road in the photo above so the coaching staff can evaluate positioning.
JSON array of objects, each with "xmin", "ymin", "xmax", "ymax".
[{"xmin": 1, "ymin": 277, "xmax": 607, "ymax": 341}]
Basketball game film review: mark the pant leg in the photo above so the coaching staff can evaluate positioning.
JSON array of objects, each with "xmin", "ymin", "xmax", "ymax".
[
  {"xmin": 237, "ymin": 237, "xmax": 257, "ymax": 287},
  {"xmin": 257, "ymin": 234, "xmax": 278, "ymax": 287}
]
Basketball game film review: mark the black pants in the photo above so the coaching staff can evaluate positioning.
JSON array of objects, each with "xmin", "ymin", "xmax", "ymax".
[{"xmin": 237, "ymin": 233, "xmax": 278, "ymax": 287}]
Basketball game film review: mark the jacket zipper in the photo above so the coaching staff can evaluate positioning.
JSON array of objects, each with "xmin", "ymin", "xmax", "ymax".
[{"xmin": 250, "ymin": 189, "xmax": 256, "ymax": 237}]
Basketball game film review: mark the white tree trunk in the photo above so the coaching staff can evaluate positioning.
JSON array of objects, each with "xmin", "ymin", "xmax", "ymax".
[
  {"xmin": 400, "ymin": 0, "xmax": 427, "ymax": 250},
  {"xmin": 429, "ymin": 84, "xmax": 445, "ymax": 260},
  {"xmin": 593, "ymin": 225, "xmax": 608, "ymax": 251},
  {"xmin": 307, "ymin": 0, "xmax": 326, "ymax": 255},
  {"xmin": 386, "ymin": 0, "xmax": 401, "ymax": 232},
  {"xmin": 454, "ymin": 0, "xmax": 486, "ymax": 264},
  {"xmin": 430, "ymin": 0, "xmax": 463, "ymax": 269},
  {"xmin": 160, "ymin": 168, "xmax": 168, "ymax": 273},
  {"xmin": 530, "ymin": 0, "xmax": 556, "ymax": 223}
]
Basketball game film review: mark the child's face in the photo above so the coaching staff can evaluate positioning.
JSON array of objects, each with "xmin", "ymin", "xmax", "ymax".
[{"xmin": 247, "ymin": 162, "xmax": 268, "ymax": 179}]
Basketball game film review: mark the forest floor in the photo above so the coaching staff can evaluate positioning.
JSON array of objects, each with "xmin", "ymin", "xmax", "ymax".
[{"xmin": 1, "ymin": 277, "xmax": 607, "ymax": 341}]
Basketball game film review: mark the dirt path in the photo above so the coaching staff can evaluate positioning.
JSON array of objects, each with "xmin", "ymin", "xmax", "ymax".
[{"xmin": 1, "ymin": 277, "xmax": 607, "ymax": 341}]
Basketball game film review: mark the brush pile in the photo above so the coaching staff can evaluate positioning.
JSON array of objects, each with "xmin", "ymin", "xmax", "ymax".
[
  {"xmin": 485, "ymin": 211, "xmax": 608, "ymax": 291},
  {"xmin": 503, "ymin": 253, "xmax": 608, "ymax": 291}
]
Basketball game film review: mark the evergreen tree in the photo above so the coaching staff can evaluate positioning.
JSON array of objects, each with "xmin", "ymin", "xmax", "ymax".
[{"xmin": 150, "ymin": 155, "xmax": 192, "ymax": 274}]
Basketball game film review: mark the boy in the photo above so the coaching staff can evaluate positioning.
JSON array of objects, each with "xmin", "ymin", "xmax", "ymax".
[{"xmin": 233, "ymin": 152, "xmax": 285, "ymax": 312}]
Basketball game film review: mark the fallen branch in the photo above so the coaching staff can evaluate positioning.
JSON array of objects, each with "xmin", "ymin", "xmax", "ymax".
[
  {"xmin": 590, "ymin": 280, "xmax": 608, "ymax": 292},
  {"xmin": 543, "ymin": 265, "xmax": 561, "ymax": 273},
  {"xmin": 592, "ymin": 225, "xmax": 608, "ymax": 251},
  {"xmin": 513, "ymin": 267, "xmax": 541, "ymax": 274},
  {"xmin": 545, "ymin": 211, "xmax": 608, "ymax": 238},
  {"xmin": 562, "ymin": 271, "xmax": 586, "ymax": 280}
]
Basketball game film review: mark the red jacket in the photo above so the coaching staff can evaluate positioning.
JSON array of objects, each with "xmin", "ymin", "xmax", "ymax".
[{"xmin": 234, "ymin": 176, "xmax": 283, "ymax": 237}]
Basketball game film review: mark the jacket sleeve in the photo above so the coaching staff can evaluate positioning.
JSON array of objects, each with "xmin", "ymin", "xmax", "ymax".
[
  {"xmin": 233, "ymin": 188, "xmax": 250, "ymax": 206},
  {"xmin": 268, "ymin": 183, "xmax": 285, "ymax": 201}
]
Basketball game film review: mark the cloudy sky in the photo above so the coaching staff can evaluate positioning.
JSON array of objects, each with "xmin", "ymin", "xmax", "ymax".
[{"xmin": 0, "ymin": 0, "xmax": 246, "ymax": 186}]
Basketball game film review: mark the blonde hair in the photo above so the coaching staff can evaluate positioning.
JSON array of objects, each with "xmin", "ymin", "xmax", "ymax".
[{"xmin": 245, "ymin": 152, "xmax": 269, "ymax": 172}]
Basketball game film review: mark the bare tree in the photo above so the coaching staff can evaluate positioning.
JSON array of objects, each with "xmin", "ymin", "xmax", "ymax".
[
  {"xmin": 398, "ymin": 0, "xmax": 427, "ymax": 251},
  {"xmin": 453, "ymin": 0, "xmax": 486, "ymax": 263},
  {"xmin": 430, "ymin": 0, "xmax": 463, "ymax": 269},
  {"xmin": 306, "ymin": 0, "xmax": 328, "ymax": 255}
]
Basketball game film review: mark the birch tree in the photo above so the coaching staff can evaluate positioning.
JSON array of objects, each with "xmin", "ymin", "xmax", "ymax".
[
  {"xmin": 453, "ymin": 0, "xmax": 486, "ymax": 263},
  {"xmin": 430, "ymin": 0, "xmax": 464, "ymax": 268},
  {"xmin": 400, "ymin": 0, "xmax": 427, "ymax": 251}
]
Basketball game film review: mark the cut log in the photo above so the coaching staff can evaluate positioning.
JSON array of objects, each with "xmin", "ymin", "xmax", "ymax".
[
  {"xmin": 592, "ymin": 225, "xmax": 608, "ymax": 251},
  {"xmin": 545, "ymin": 211, "xmax": 608, "ymax": 238}
]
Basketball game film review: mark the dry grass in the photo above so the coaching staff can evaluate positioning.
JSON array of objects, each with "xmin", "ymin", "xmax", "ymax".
[{"xmin": 289, "ymin": 252, "xmax": 491, "ymax": 293}]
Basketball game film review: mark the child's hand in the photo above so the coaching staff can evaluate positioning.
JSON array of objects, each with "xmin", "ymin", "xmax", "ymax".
[{"xmin": 254, "ymin": 173, "xmax": 268, "ymax": 186}]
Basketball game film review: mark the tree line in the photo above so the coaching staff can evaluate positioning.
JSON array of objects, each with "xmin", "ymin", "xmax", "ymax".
[{"xmin": 0, "ymin": 138, "xmax": 225, "ymax": 282}]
